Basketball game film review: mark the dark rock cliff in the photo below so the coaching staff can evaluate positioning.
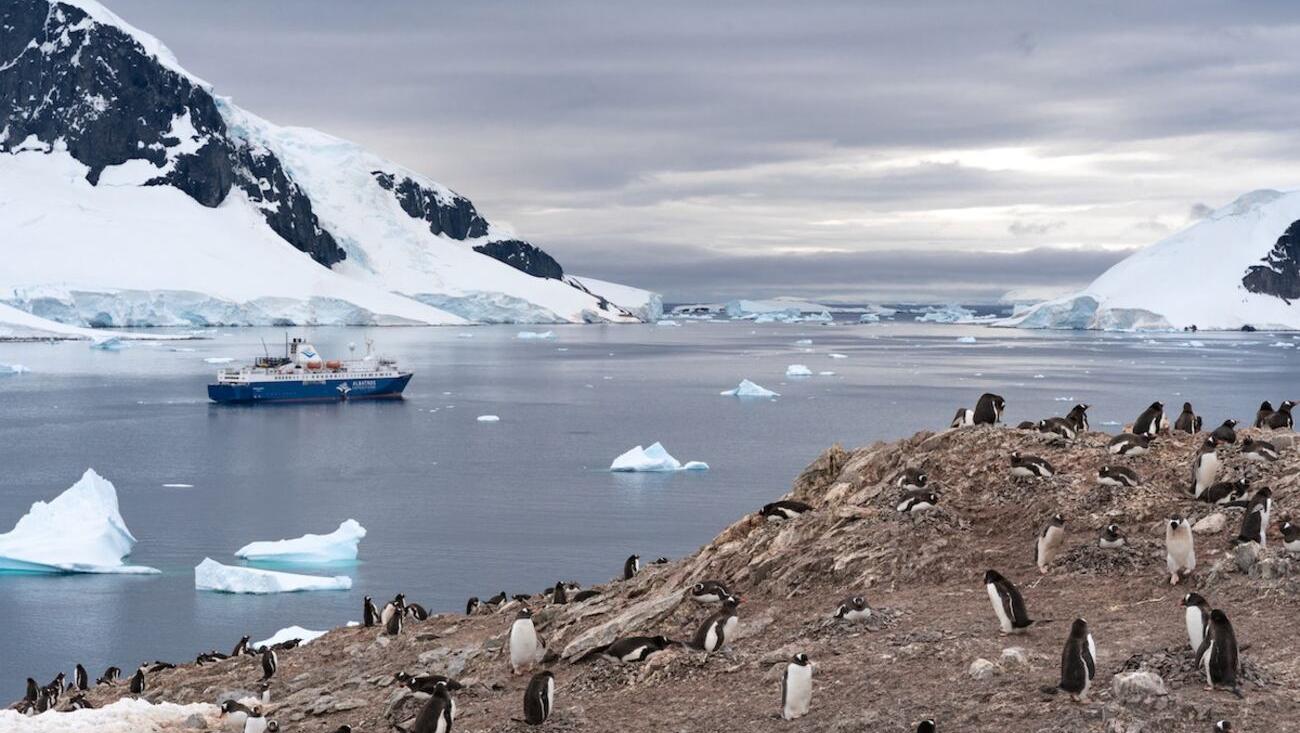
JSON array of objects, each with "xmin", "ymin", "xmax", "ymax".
[{"xmin": 1242, "ymin": 219, "xmax": 1300, "ymax": 302}]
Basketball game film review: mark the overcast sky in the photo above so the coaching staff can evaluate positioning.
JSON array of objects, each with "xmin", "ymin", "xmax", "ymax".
[{"xmin": 111, "ymin": 1, "xmax": 1300, "ymax": 303}]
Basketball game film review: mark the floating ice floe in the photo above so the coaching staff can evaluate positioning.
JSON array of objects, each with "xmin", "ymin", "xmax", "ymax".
[
  {"xmin": 254, "ymin": 625, "xmax": 329, "ymax": 649},
  {"xmin": 1186, "ymin": 340, "xmax": 1205, "ymax": 348},
  {"xmin": 818, "ymin": 371, "xmax": 836, "ymax": 376},
  {"xmin": 203, "ymin": 356, "xmax": 234, "ymax": 364},
  {"xmin": 828, "ymin": 353, "xmax": 848, "ymax": 359},
  {"xmin": 786, "ymin": 364, "xmax": 813, "ymax": 377},
  {"xmin": 0, "ymin": 468, "xmax": 159, "ymax": 574},
  {"xmin": 234, "ymin": 519, "xmax": 366, "ymax": 564},
  {"xmin": 0, "ymin": 362, "xmax": 30, "ymax": 374},
  {"xmin": 89, "ymin": 336, "xmax": 128, "ymax": 351},
  {"xmin": 0, "ymin": 698, "xmax": 219, "ymax": 732},
  {"xmin": 720, "ymin": 379, "xmax": 780, "ymax": 398},
  {"xmin": 956, "ymin": 336, "xmax": 977, "ymax": 344},
  {"xmin": 517, "ymin": 330, "xmax": 556, "ymax": 340},
  {"xmin": 194, "ymin": 558, "xmax": 351, "ymax": 594},
  {"xmin": 161, "ymin": 483, "xmax": 193, "ymax": 488},
  {"xmin": 655, "ymin": 319, "xmax": 680, "ymax": 327},
  {"xmin": 457, "ymin": 332, "xmax": 475, "ymax": 339},
  {"xmin": 916, "ymin": 304, "xmax": 976, "ymax": 324},
  {"xmin": 477, "ymin": 415, "xmax": 501, "ymax": 422},
  {"xmin": 794, "ymin": 339, "xmax": 813, "ymax": 345},
  {"xmin": 610, "ymin": 442, "xmax": 709, "ymax": 472},
  {"xmin": 858, "ymin": 313, "xmax": 880, "ymax": 323}
]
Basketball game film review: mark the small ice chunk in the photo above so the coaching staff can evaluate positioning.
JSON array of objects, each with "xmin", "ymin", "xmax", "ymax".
[
  {"xmin": 794, "ymin": 339, "xmax": 813, "ymax": 345},
  {"xmin": 720, "ymin": 379, "xmax": 780, "ymax": 398},
  {"xmin": 89, "ymin": 336, "xmax": 128, "ymax": 351},
  {"xmin": 858, "ymin": 313, "xmax": 880, "ymax": 323},
  {"xmin": 786, "ymin": 364, "xmax": 813, "ymax": 377},
  {"xmin": 819, "ymin": 371, "xmax": 836, "ymax": 376},
  {"xmin": 477, "ymin": 415, "xmax": 501, "ymax": 422},
  {"xmin": 161, "ymin": 483, "xmax": 193, "ymax": 488},
  {"xmin": 194, "ymin": 558, "xmax": 351, "ymax": 594},
  {"xmin": 956, "ymin": 336, "xmax": 977, "ymax": 344},
  {"xmin": 610, "ymin": 442, "xmax": 709, "ymax": 472},
  {"xmin": 457, "ymin": 333, "xmax": 475, "ymax": 339},
  {"xmin": 517, "ymin": 330, "xmax": 555, "ymax": 340},
  {"xmin": 656, "ymin": 319, "xmax": 680, "ymax": 327},
  {"xmin": 253, "ymin": 625, "xmax": 328, "ymax": 649},
  {"xmin": 1187, "ymin": 340, "xmax": 1205, "ymax": 348},
  {"xmin": 828, "ymin": 353, "xmax": 848, "ymax": 359},
  {"xmin": 234, "ymin": 519, "xmax": 366, "ymax": 564},
  {"xmin": 203, "ymin": 357, "xmax": 235, "ymax": 364},
  {"xmin": 0, "ymin": 363, "xmax": 30, "ymax": 374}
]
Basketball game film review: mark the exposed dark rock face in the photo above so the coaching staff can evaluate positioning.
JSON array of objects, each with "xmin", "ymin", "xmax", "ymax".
[
  {"xmin": 232, "ymin": 144, "xmax": 345, "ymax": 266},
  {"xmin": 472, "ymin": 239, "xmax": 564, "ymax": 280},
  {"xmin": 372, "ymin": 171, "xmax": 490, "ymax": 240},
  {"xmin": 1242, "ymin": 219, "xmax": 1300, "ymax": 302}
]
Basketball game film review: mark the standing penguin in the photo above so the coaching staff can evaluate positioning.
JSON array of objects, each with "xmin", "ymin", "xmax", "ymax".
[
  {"xmin": 551, "ymin": 580, "xmax": 568, "ymax": 605},
  {"xmin": 1098, "ymin": 524, "xmax": 1125, "ymax": 549},
  {"xmin": 1265, "ymin": 399, "xmax": 1295, "ymax": 430},
  {"xmin": 1056, "ymin": 618, "xmax": 1097, "ymax": 702},
  {"xmin": 973, "ymin": 393, "xmax": 1006, "ymax": 425},
  {"xmin": 1191, "ymin": 436, "xmax": 1221, "ymax": 498},
  {"xmin": 1234, "ymin": 488, "xmax": 1272, "ymax": 547},
  {"xmin": 1133, "ymin": 401, "xmax": 1165, "ymax": 437},
  {"xmin": 1036, "ymin": 514, "xmax": 1066, "ymax": 574},
  {"xmin": 1196, "ymin": 609, "xmax": 1241, "ymax": 696},
  {"xmin": 1065, "ymin": 403, "xmax": 1090, "ymax": 433},
  {"xmin": 509, "ymin": 608, "xmax": 544, "ymax": 675},
  {"xmin": 522, "ymin": 671, "xmax": 554, "ymax": 725},
  {"xmin": 72, "ymin": 664, "xmax": 88, "ymax": 692},
  {"xmin": 1255, "ymin": 400, "xmax": 1275, "ymax": 428},
  {"xmin": 690, "ymin": 596, "xmax": 741, "ymax": 654},
  {"xmin": 400, "ymin": 681, "xmax": 455, "ymax": 733},
  {"xmin": 363, "ymin": 596, "xmax": 380, "ymax": 627},
  {"xmin": 381, "ymin": 594, "xmax": 406, "ymax": 626},
  {"xmin": 984, "ymin": 569, "xmax": 1048, "ymax": 634},
  {"xmin": 385, "ymin": 605, "xmax": 404, "ymax": 637},
  {"xmin": 465, "ymin": 597, "xmax": 481, "ymax": 615},
  {"xmin": 129, "ymin": 666, "xmax": 146, "ymax": 695},
  {"xmin": 1165, "ymin": 518, "xmax": 1196, "ymax": 585},
  {"xmin": 781, "ymin": 653, "xmax": 813, "ymax": 720},
  {"xmin": 623, "ymin": 554, "xmax": 640, "ymax": 580},
  {"xmin": 950, "ymin": 407, "xmax": 975, "ymax": 428},
  {"xmin": 260, "ymin": 648, "xmax": 277, "ymax": 681},
  {"xmin": 1174, "ymin": 402, "xmax": 1201, "ymax": 434},
  {"xmin": 1182, "ymin": 592, "xmax": 1211, "ymax": 653},
  {"xmin": 1211, "ymin": 420, "xmax": 1239, "ymax": 445},
  {"xmin": 231, "ymin": 635, "xmax": 251, "ymax": 657}
]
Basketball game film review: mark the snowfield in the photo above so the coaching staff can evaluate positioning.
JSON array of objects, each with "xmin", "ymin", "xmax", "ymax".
[
  {"xmin": 0, "ymin": 698, "xmax": 219, "ymax": 732},
  {"xmin": 233, "ymin": 519, "xmax": 366, "ymax": 564}
]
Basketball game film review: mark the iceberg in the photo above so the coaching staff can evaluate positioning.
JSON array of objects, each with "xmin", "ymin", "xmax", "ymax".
[
  {"xmin": 194, "ymin": 558, "xmax": 351, "ymax": 594},
  {"xmin": 0, "ymin": 698, "xmax": 219, "ymax": 733},
  {"xmin": 916, "ymin": 304, "xmax": 977, "ymax": 323},
  {"xmin": 517, "ymin": 330, "xmax": 556, "ymax": 340},
  {"xmin": 254, "ymin": 625, "xmax": 329, "ymax": 649},
  {"xmin": 0, "ymin": 469, "xmax": 159, "ymax": 574},
  {"xmin": 858, "ymin": 313, "xmax": 880, "ymax": 323},
  {"xmin": 0, "ymin": 362, "xmax": 31, "ymax": 374},
  {"xmin": 956, "ymin": 336, "xmax": 977, "ymax": 344},
  {"xmin": 234, "ymin": 519, "xmax": 366, "ymax": 564},
  {"xmin": 786, "ymin": 364, "xmax": 813, "ymax": 377},
  {"xmin": 89, "ymin": 335, "xmax": 128, "ymax": 351},
  {"xmin": 720, "ymin": 379, "xmax": 780, "ymax": 398},
  {"xmin": 610, "ymin": 442, "xmax": 709, "ymax": 472},
  {"xmin": 477, "ymin": 415, "xmax": 501, "ymax": 422}
]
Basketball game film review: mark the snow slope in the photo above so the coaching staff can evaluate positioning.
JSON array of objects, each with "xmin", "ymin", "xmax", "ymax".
[
  {"xmin": 0, "ymin": 698, "xmax": 219, "ymax": 732},
  {"xmin": 1003, "ymin": 190, "xmax": 1300, "ymax": 331}
]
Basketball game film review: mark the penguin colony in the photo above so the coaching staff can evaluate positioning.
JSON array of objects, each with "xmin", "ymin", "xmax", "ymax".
[{"xmin": 9, "ymin": 394, "xmax": 1296, "ymax": 730}]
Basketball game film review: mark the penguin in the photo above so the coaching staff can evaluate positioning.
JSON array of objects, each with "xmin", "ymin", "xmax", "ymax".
[
  {"xmin": 760, "ymin": 500, "xmax": 813, "ymax": 521},
  {"xmin": 1097, "ymin": 465, "xmax": 1140, "ymax": 488},
  {"xmin": 690, "ymin": 596, "xmax": 741, "ymax": 654},
  {"xmin": 572, "ymin": 589, "xmax": 601, "ymax": 602},
  {"xmin": 895, "ymin": 468, "xmax": 928, "ymax": 491},
  {"xmin": 916, "ymin": 721, "xmax": 937, "ymax": 733},
  {"xmin": 219, "ymin": 700, "xmax": 256, "ymax": 729},
  {"xmin": 1035, "ymin": 514, "xmax": 1066, "ymax": 574},
  {"xmin": 23, "ymin": 678, "xmax": 38, "ymax": 704},
  {"xmin": 522, "ymin": 670, "xmax": 555, "ymax": 725},
  {"xmin": 382, "ymin": 593, "xmax": 407, "ymax": 626},
  {"xmin": 485, "ymin": 591, "xmax": 508, "ymax": 608},
  {"xmin": 257, "ymin": 680, "xmax": 272, "ymax": 704},
  {"xmin": 1165, "ymin": 517, "xmax": 1196, "ymax": 585},
  {"xmin": 1098, "ymin": 524, "xmax": 1125, "ymax": 549},
  {"xmin": 897, "ymin": 490, "xmax": 939, "ymax": 513},
  {"xmin": 512, "ymin": 594, "xmax": 533, "ymax": 604},
  {"xmin": 465, "ymin": 597, "xmax": 480, "ymax": 615},
  {"xmin": 509, "ymin": 607, "xmax": 544, "ymax": 675},
  {"xmin": 1200, "ymin": 478, "xmax": 1250, "ymax": 506},
  {"xmin": 72, "ymin": 664, "xmax": 88, "ymax": 692},
  {"xmin": 950, "ymin": 407, "xmax": 975, "ymax": 429},
  {"xmin": 363, "ymin": 596, "xmax": 380, "ymax": 627},
  {"xmin": 96, "ymin": 666, "xmax": 121, "ymax": 686},
  {"xmin": 1108, "ymin": 432, "xmax": 1151, "ymax": 456},
  {"xmin": 1016, "ymin": 420, "xmax": 1036, "ymax": 429},
  {"xmin": 834, "ymin": 595, "xmax": 872, "ymax": 622},
  {"xmin": 1240, "ymin": 436, "xmax": 1279, "ymax": 462},
  {"xmin": 1056, "ymin": 618, "xmax": 1097, "ymax": 702},
  {"xmin": 1211, "ymin": 419, "xmax": 1239, "ymax": 445},
  {"xmin": 385, "ymin": 605, "xmax": 403, "ymax": 636},
  {"xmin": 1196, "ymin": 609, "xmax": 1241, "ymax": 696},
  {"xmin": 781, "ymin": 653, "xmax": 813, "ymax": 720},
  {"xmin": 1233, "ymin": 490, "xmax": 1271, "ymax": 547},
  {"xmin": 1254, "ymin": 400, "xmax": 1275, "ymax": 428},
  {"xmin": 66, "ymin": 695, "xmax": 93, "ymax": 710},
  {"xmin": 242, "ymin": 706, "xmax": 271, "ymax": 733},
  {"xmin": 623, "ymin": 554, "xmax": 641, "ymax": 580},
  {"xmin": 983, "ymin": 569, "xmax": 1048, "ymax": 634},
  {"xmin": 394, "ymin": 672, "xmax": 464, "ymax": 694},
  {"xmin": 406, "ymin": 602, "xmax": 430, "ymax": 621},
  {"xmin": 652, "ymin": 556, "xmax": 670, "ymax": 564},
  {"xmin": 1265, "ymin": 399, "xmax": 1295, "ymax": 430},
  {"xmin": 268, "ymin": 639, "xmax": 300, "ymax": 652},
  {"xmin": 1191, "ymin": 436, "xmax": 1221, "ymax": 498},
  {"xmin": 144, "ymin": 661, "xmax": 175, "ymax": 673},
  {"xmin": 973, "ymin": 393, "xmax": 1006, "ymax": 425},
  {"xmin": 1174, "ymin": 402, "xmax": 1201, "ymax": 434},
  {"xmin": 1215, "ymin": 722, "xmax": 1233, "ymax": 732},
  {"xmin": 579, "ymin": 635, "xmax": 675, "ymax": 663},
  {"xmin": 1065, "ymin": 403, "xmax": 1090, "ymax": 433},
  {"xmin": 551, "ymin": 580, "xmax": 568, "ymax": 604},
  {"xmin": 690, "ymin": 580, "xmax": 732, "ymax": 604},
  {"xmin": 1010, "ymin": 451, "xmax": 1054, "ymax": 479},
  {"xmin": 260, "ymin": 647, "xmax": 277, "ymax": 681},
  {"xmin": 1183, "ymin": 592, "xmax": 1211, "ymax": 653},
  {"xmin": 1037, "ymin": 417, "xmax": 1076, "ymax": 440},
  {"xmin": 129, "ymin": 666, "xmax": 146, "ymax": 695},
  {"xmin": 396, "ymin": 680, "xmax": 455, "ymax": 733},
  {"xmin": 1282, "ymin": 520, "xmax": 1300, "ymax": 554},
  {"xmin": 232, "ymin": 635, "xmax": 251, "ymax": 657},
  {"xmin": 1133, "ymin": 401, "xmax": 1165, "ymax": 437}
]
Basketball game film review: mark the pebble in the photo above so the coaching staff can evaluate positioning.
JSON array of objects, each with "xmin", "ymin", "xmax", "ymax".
[
  {"xmin": 968, "ymin": 658, "xmax": 996, "ymax": 680},
  {"xmin": 1000, "ymin": 647, "xmax": 1029, "ymax": 667}
]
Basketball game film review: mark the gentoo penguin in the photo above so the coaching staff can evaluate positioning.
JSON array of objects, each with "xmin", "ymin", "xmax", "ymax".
[
  {"xmin": 1065, "ymin": 403, "xmax": 1090, "ymax": 433},
  {"xmin": 1098, "ymin": 524, "xmax": 1125, "ymax": 549},
  {"xmin": 1233, "ymin": 488, "xmax": 1272, "ymax": 547},
  {"xmin": 219, "ymin": 700, "xmax": 255, "ymax": 729},
  {"xmin": 895, "ymin": 468, "xmax": 928, "ymax": 492},
  {"xmin": 579, "ymin": 635, "xmax": 675, "ymax": 663},
  {"xmin": 1133, "ymin": 401, "xmax": 1165, "ymax": 437},
  {"xmin": 96, "ymin": 666, "xmax": 121, "ymax": 686},
  {"xmin": 984, "ymin": 569, "xmax": 1047, "ymax": 634},
  {"xmin": 1097, "ymin": 465, "xmax": 1140, "ymax": 488},
  {"xmin": 1165, "ymin": 518, "xmax": 1196, "ymax": 585},
  {"xmin": 834, "ymin": 595, "xmax": 872, "ymax": 622},
  {"xmin": 690, "ymin": 596, "xmax": 741, "ymax": 654},
  {"xmin": 973, "ymin": 393, "xmax": 1006, "ymax": 425},
  {"xmin": 1240, "ymin": 436, "xmax": 1279, "ymax": 462},
  {"xmin": 1265, "ymin": 399, "xmax": 1295, "ymax": 430},
  {"xmin": 23, "ymin": 677, "xmax": 38, "ymax": 704},
  {"xmin": 1255, "ymin": 400, "xmax": 1275, "ymax": 428},
  {"xmin": 260, "ymin": 648, "xmax": 277, "ymax": 681},
  {"xmin": 690, "ymin": 580, "xmax": 732, "ymax": 604},
  {"xmin": 1191, "ymin": 436, "xmax": 1221, "ymax": 498},
  {"xmin": 781, "ymin": 653, "xmax": 813, "ymax": 720},
  {"xmin": 572, "ymin": 589, "xmax": 601, "ymax": 602},
  {"xmin": 522, "ymin": 670, "xmax": 555, "ymax": 725},
  {"xmin": 1035, "ymin": 514, "xmax": 1066, "ymax": 574},
  {"xmin": 406, "ymin": 602, "xmax": 430, "ymax": 621},
  {"xmin": 129, "ymin": 666, "xmax": 146, "ymax": 695},
  {"xmin": 144, "ymin": 661, "xmax": 175, "ymax": 673},
  {"xmin": 551, "ymin": 581, "xmax": 568, "ymax": 604},
  {"xmin": 512, "ymin": 594, "xmax": 533, "ymax": 604},
  {"xmin": 381, "ymin": 593, "xmax": 407, "ymax": 626},
  {"xmin": 760, "ymin": 500, "xmax": 813, "ymax": 521},
  {"xmin": 465, "ymin": 597, "xmax": 481, "ymax": 615},
  {"xmin": 1174, "ymin": 402, "xmax": 1201, "ymax": 434},
  {"xmin": 623, "ymin": 554, "xmax": 640, "ymax": 580},
  {"xmin": 395, "ymin": 672, "xmax": 464, "ymax": 694},
  {"xmin": 486, "ymin": 591, "xmax": 508, "ymax": 608},
  {"xmin": 897, "ymin": 490, "xmax": 939, "ymax": 513},
  {"xmin": 1196, "ymin": 609, "xmax": 1241, "ymax": 696},
  {"xmin": 1038, "ymin": 417, "xmax": 1076, "ymax": 441},
  {"xmin": 1056, "ymin": 619, "xmax": 1097, "ymax": 702},
  {"xmin": 241, "ymin": 706, "xmax": 272, "ymax": 733},
  {"xmin": 1182, "ymin": 592, "xmax": 1211, "ymax": 653},
  {"xmin": 1216, "ymin": 722, "xmax": 1233, "ymax": 732},
  {"xmin": 1211, "ymin": 419, "xmax": 1239, "ymax": 445},
  {"xmin": 509, "ymin": 607, "xmax": 544, "ymax": 675},
  {"xmin": 916, "ymin": 721, "xmax": 937, "ymax": 733},
  {"xmin": 66, "ymin": 695, "xmax": 93, "ymax": 710},
  {"xmin": 652, "ymin": 556, "xmax": 670, "ymax": 564},
  {"xmin": 397, "ymin": 680, "xmax": 454, "ymax": 733},
  {"xmin": 1200, "ymin": 478, "xmax": 1250, "ymax": 505},
  {"xmin": 232, "ymin": 635, "xmax": 251, "ymax": 657},
  {"xmin": 950, "ymin": 407, "xmax": 975, "ymax": 428},
  {"xmin": 1010, "ymin": 451, "xmax": 1054, "ymax": 479},
  {"xmin": 385, "ymin": 605, "xmax": 403, "ymax": 636},
  {"xmin": 1016, "ymin": 420, "xmax": 1036, "ymax": 430},
  {"xmin": 73, "ymin": 663, "xmax": 88, "ymax": 691},
  {"xmin": 1282, "ymin": 520, "xmax": 1300, "ymax": 554},
  {"xmin": 1108, "ymin": 432, "xmax": 1151, "ymax": 456}
]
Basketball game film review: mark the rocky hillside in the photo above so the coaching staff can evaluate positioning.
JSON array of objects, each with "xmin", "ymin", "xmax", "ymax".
[{"xmin": 12, "ymin": 421, "xmax": 1300, "ymax": 732}]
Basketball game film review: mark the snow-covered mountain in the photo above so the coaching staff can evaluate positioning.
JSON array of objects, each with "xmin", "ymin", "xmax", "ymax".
[
  {"xmin": 1002, "ymin": 189, "xmax": 1300, "ymax": 331},
  {"xmin": 0, "ymin": 0, "xmax": 659, "ymax": 328}
]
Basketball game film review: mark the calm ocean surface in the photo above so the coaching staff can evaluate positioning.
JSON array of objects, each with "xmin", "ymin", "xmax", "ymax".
[{"xmin": 1, "ymin": 320, "xmax": 1297, "ymax": 693}]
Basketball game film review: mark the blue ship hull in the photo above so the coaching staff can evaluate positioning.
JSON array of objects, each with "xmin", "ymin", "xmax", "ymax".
[{"xmin": 208, "ymin": 373, "xmax": 412, "ymax": 404}]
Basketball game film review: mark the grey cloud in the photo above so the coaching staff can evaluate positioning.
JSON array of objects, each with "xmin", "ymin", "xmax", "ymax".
[{"xmin": 1008, "ymin": 220, "xmax": 1065, "ymax": 237}]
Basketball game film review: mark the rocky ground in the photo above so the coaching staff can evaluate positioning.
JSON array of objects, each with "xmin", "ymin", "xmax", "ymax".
[{"xmin": 17, "ymin": 421, "xmax": 1300, "ymax": 732}]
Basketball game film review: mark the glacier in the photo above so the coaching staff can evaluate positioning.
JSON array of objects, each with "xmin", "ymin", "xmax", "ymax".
[
  {"xmin": 253, "ymin": 625, "xmax": 329, "ymax": 649},
  {"xmin": 610, "ymin": 442, "xmax": 709, "ymax": 472},
  {"xmin": 720, "ymin": 379, "xmax": 780, "ymax": 398},
  {"xmin": 0, "ymin": 468, "xmax": 159, "ymax": 574},
  {"xmin": 233, "ymin": 519, "xmax": 366, "ymax": 564},
  {"xmin": 194, "ymin": 558, "xmax": 351, "ymax": 594}
]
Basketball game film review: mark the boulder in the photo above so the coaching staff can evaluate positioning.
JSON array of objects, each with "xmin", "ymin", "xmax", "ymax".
[
  {"xmin": 1111, "ymin": 671, "xmax": 1168, "ymax": 704},
  {"xmin": 968, "ymin": 658, "xmax": 996, "ymax": 681},
  {"xmin": 1192, "ymin": 513, "xmax": 1227, "ymax": 534}
]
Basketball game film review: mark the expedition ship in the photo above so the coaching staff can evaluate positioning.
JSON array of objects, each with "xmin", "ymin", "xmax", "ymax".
[{"xmin": 207, "ymin": 338, "xmax": 411, "ymax": 403}]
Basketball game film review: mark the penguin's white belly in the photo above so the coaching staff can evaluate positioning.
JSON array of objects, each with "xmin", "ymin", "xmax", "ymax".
[
  {"xmin": 986, "ymin": 583, "xmax": 1012, "ymax": 632},
  {"xmin": 1010, "ymin": 466, "xmax": 1035, "ymax": 478},
  {"xmin": 839, "ymin": 608, "xmax": 870, "ymax": 622},
  {"xmin": 510, "ymin": 621, "xmax": 540, "ymax": 669},
  {"xmin": 1099, "ymin": 537, "xmax": 1124, "ymax": 549},
  {"xmin": 703, "ymin": 624, "xmax": 720, "ymax": 652},
  {"xmin": 621, "ymin": 645, "xmax": 649, "ymax": 662},
  {"xmin": 381, "ymin": 604, "xmax": 397, "ymax": 626},
  {"xmin": 222, "ymin": 712, "xmax": 248, "ymax": 732},
  {"xmin": 1167, "ymin": 545, "xmax": 1195, "ymax": 573},
  {"xmin": 1284, "ymin": 537, "xmax": 1300, "ymax": 554},
  {"xmin": 723, "ymin": 614, "xmax": 739, "ymax": 641},
  {"xmin": 1202, "ymin": 640, "xmax": 1215, "ymax": 685},
  {"xmin": 243, "ymin": 717, "xmax": 268, "ymax": 733},
  {"xmin": 1185, "ymin": 608, "xmax": 1203, "ymax": 651},
  {"xmin": 1195, "ymin": 457, "xmax": 1219, "ymax": 493},
  {"xmin": 782, "ymin": 664, "xmax": 812, "ymax": 720}
]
